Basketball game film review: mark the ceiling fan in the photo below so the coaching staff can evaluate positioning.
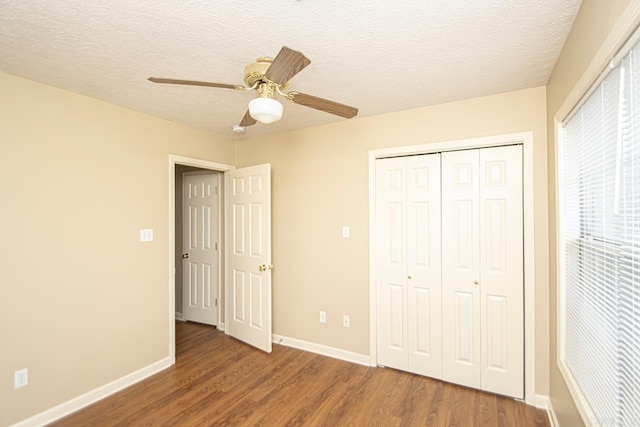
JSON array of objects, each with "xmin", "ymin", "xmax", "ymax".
[{"xmin": 148, "ymin": 46, "xmax": 358, "ymax": 129}]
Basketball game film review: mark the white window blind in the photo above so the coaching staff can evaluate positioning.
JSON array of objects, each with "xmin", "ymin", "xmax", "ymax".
[{"xmin": 560, "ymin": 39, "xmax": 640, "ymax": 426}]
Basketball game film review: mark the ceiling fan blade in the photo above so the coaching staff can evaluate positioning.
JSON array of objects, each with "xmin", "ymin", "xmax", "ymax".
[
  {"xmin": 239, "ymin": 110, "xmax": 257, "ymax": 127},
  {"xmin": 289, "ymin": 92, "xmax": 358, "ymax": 119},
  {"xmin": 264, "ymin": 46, "xmax": 311, "ymax": 86},
  {"xmin": 148, "ymin": 77, "xmax": 237, "ymax": 90}
]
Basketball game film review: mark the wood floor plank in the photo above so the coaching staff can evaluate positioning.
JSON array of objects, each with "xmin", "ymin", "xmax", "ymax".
[{"xmin": 50, "ymin": 321, "xmax": 550, "ymax": 426}]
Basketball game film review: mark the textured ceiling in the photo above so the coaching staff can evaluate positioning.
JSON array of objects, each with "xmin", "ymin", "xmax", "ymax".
[{"xmin": 0, "ymin": 0, "xmax": 581, "ymax": 138}]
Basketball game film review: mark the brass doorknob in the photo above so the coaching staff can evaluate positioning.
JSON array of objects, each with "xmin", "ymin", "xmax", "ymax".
[
  {"xmin": 408, "ymin": 275, "xmax": 412, "ymax": 279},
  {"xmin": 474, "ymin": 280, "xmax": 479, "ymax": 285},
  {"xmin": 182, "ymin": 253, "xmax": 189, "ymax": 259}
]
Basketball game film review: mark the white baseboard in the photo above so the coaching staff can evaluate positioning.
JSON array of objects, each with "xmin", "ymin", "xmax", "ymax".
[
  {"xmin": 534, "ymin": 394, "xmax": 549, "ymax": 410},
  {"xmin": 272, "ymin": 334, "xmax": 370, "ymax": 366},
  {"xmin": 175, "ymin": 312, "xmax": 185, "ymax": 321},
  {"xmin": 12, "ymin": 357, "xmax": 173, "ymax": 427},
  {"xmin": 547, "ymin": 398, "xmax": 559, "ymax": 427},
  {"xmin": 218, "ymin": 322, "xmax": 225, "ymax": 332}
]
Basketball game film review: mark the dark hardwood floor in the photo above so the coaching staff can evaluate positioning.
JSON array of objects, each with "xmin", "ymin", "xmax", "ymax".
[{"xmin": 51, "ymin": 321, "xmax": 549, "ymax": 426}]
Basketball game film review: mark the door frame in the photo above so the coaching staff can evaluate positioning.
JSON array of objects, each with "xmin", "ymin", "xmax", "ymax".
[
  {"xmin": 168, "ymin": 155, "xmax": 234, "ymax": 363},
  {"xmin": 368, "ymin": 131, "xmax": 537, "ymax": 405}
]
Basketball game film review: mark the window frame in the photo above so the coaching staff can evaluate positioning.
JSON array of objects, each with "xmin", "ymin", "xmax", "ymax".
[{"xmin": 555, "ymin": 18, "xmax": 640, "ymax": 425}]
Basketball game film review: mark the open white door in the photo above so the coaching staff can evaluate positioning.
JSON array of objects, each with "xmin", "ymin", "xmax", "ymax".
[{"xmin": 225, "ymin": 164, "xmax": 272, "ymax": 352}]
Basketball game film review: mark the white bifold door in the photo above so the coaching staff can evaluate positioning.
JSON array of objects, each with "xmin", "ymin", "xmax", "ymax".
[
  {"xmin": 441, "ymin": 146, "xmax": 523, "ymax": 398},
  {"xmin": 225, "ymin": 164, "xmax": 272, "ymax": 353},
  {"xmin": 376, "ymin": 153, "xmax": 442, "ymax": 378},
  {"xmin": 376, "ymin": 145, "xmax": 523, "ymax": 399}
]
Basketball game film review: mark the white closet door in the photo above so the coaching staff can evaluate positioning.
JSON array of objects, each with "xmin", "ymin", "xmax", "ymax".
[
  {"xmin": 442, "ymin": 146, "xmax": 524, "ymax": 398},
  {"xmin": 406, "ymin": 155, "xmax": 442, "ymax": 377},
  {"xmin": 376, "ymin": 157, "xmax": 408, "ymax": 371},
  {"xmin": 376, "ymin": 154, "xmax": 442, "ymax": 376},
  {"xmin": 442, "ymin": 149, "xmax": 481, "ymax": 389},
  {"xmin": 479, "ymin": 145, "xmax": 523, "ymax": 398}
]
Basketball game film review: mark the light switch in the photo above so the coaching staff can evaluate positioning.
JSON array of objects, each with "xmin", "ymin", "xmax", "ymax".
[
  {"xmin": 342, "ymin": 226, "xmax": 350, "ymax": 238},
  {"xmin": 140, "ymin": 229, "xmax": 154, "ymax": 242}
]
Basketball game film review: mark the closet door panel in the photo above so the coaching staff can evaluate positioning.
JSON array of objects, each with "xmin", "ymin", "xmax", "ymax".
[
  {"xmin": 442, "ymin": 149, "xmax": 481, "ymax": 389},
  {"xmin": 479, "ymin": 145, "xmax": 523, "ymax": 398},
  {"xmin": 376, "ymin": 157, "xmax": 408, "ymax": 370},
  {"xmin": 407, "ymin": 154, "xmax": 442, "ymax": 378}
]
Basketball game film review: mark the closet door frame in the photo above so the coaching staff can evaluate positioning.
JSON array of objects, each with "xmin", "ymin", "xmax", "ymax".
[{"xmin": 368, "ymin": 131, "xmax": 536, "ymax": 405}]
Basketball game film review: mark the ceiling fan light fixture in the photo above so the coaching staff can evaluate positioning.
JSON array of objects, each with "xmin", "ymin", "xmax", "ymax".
[{"xmin": 248, "ymin": 97, "xmax": 283, "ymax": 124}]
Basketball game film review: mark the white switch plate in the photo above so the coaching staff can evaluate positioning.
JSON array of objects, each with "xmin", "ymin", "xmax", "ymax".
[
  {"xmin": 342, "ymin": 226, "xmax": 350, "ymax": 238},
  {"xmin": 14, "ymin": 368, "xmax": 28, "ymax": 389},
  {"xmin": 139, "ymin": 229, "xmax": 153, "ymax": 242},
  {"xmin": 319, "ymin": 311, "xmax": 326, "ymax": 323}
]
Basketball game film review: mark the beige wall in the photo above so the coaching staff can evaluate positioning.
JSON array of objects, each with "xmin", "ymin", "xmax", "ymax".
[
  {"xmin": 546, "ymin": 1, "xmax": 632, "ymax": 426},
  {"xmin": 236, "ymin": 86, "xmax": 550, "ymax": 394},
  {"xmin": 0, "ymin": 72, "xmax": 234, "ymax": 426}
]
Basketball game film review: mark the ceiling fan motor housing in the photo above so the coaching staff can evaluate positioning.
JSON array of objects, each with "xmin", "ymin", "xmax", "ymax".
[{"xmin": 244, "ymin": 57, "xmax": 273, "ymax": 87}]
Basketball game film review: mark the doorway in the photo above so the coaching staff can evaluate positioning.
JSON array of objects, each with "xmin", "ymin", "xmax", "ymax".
[
  {"xmin": 168, "ymin": 155, "xmax": 274, "ymax": 361},
  {"xmin": 174, "ymin": 165, "xmax": 220, "ymax": 324},
  {"xmin": 168, "ymin": 156, "xmax": 234, "ymax": 363}
]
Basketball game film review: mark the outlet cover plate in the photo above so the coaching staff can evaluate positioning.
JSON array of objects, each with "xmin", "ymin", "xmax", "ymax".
[
  {"xmin": 343, "ymin": 315, "xmax": 350, "ymax": 328},
  {"xmin": 14, "ymin": 368, "xmax": 28, "ymax": 389},
  {"xmin": 140, "ymin": 229, "xmax": 154, "ymax": 242}
]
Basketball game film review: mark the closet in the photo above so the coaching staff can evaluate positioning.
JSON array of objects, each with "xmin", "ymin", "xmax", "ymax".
[{"xmin": 376, "ymin": 145, "xmax": 523, "ymax": 399}]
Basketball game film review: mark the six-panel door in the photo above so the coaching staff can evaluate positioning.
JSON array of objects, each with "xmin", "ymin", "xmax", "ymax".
[
  {"xmin": 183, "ymin": 173, "xmax": 219, "ymax": 326},
  {"xmin": 225, "ymin": 164, "xmax": 272, "ymax": 353}
]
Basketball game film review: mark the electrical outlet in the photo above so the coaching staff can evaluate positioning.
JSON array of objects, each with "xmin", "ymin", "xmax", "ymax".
[
  {"xmin": 14, "ymin": 368, "xmax": 28, "ymax": 389},
  {"xmin": 139, "ymin": 229, "xmax": 153, "ymax": 242},
  {"xmin": 319, "ymin": 311, "xmax": 326, "ymax": 323},
  {"xmin": 343, "ymin": 315, "xmax": 350, "ymax": 328}
]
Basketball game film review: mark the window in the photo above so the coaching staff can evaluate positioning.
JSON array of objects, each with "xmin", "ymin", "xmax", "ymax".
[{"xmin": 558, "ymin": 36, "xmax": 640, "ymax": 425}]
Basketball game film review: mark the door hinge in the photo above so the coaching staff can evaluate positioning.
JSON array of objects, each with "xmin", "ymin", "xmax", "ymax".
[
  {"xmin": 215, "ymin": 298, "xmax": 218, "ymax": 307},
  {"xmin": 215, "ymin": 242, "xmax": 218, "ymax": 251},
  {"xmin": 215, "ymin": 186, "xmax": 218, "ymax": 195}
]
